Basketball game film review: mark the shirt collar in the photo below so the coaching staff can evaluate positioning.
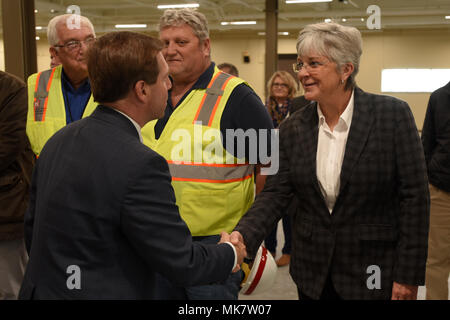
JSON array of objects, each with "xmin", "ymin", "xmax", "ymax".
[
  {"xmin": 317, "ymin": 89, "xmax": 355, "ymax": 130},
  {"xmin": 110, "ymin": 108, "xmax": 143, "ymax": 143},
  {"xmin": 167, "ymin": 62, "xmax": 215, "ymax": 109},
  {"xmin": 193, "ymin": 62, "xmax": 216, "ymax": 89}
]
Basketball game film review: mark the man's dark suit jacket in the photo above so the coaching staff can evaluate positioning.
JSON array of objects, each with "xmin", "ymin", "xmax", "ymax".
[
  {"xmin": 19, "ymin": 106, "xmax": 234, "ymax": 299},
  {"xmin": 422, "ymin": 81, "xmax": 450, "ymax": 192},
  {"xmin": 0, "ymin": 71, "xmax": 34, "ymax": 241},
  {"xmin": 236, "ymin": 87, "xmax": 430, "ymax": 300}
]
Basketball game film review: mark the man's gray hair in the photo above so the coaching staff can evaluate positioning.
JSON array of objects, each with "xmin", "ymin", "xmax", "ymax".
[
  {"xmin": 296, "ymin": 22, "xmax": 362, "ymax": 90},
  {"xmin": 47, "ymin": 14, "xmax": 95, "ymax": 46},
  {"xmin": 159, "ymin": 8, "xmax": 209, "ymax": 41}
]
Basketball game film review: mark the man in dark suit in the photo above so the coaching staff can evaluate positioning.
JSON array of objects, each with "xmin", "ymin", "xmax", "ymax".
[
  {"xmin": 422, "ymin": 81, "xmax": 450, "ymax": 300},
  {"xmin": 231, "ymin": 22, "xmax": 429, "ymax": 300},
  {"xmin": 19, "ymin": 31, "xmax": 245, "ymax": 300}
]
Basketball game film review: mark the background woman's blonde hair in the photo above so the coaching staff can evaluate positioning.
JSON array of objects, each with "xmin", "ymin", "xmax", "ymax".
[
  {"xmin": 266, "ymin": 70, "xmax": 298, "ymax": 101},
  {"xmin": 265, "ymin": 71, "xmax": 298, "ymax": 125},
  {"xmin": 296, "ymin": 22, "xmax": 362, "ymax": 90}
]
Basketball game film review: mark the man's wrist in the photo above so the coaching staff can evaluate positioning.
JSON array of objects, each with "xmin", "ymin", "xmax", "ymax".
[{"xmin": 224, "ymin": 242, "xmax": 237, "ymax": 272}]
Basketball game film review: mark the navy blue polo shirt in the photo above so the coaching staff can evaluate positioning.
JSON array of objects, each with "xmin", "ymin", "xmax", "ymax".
[
  {"xmin": 61, "ymin": 69, "xmax": 92, "ymax": 124},
  {"xmin": 154, "ymin": 63, "xmax": 274, "ymax": 160}
]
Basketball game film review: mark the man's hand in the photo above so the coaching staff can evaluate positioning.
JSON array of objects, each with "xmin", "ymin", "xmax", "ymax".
[
  {"xmin": 391, "ymin": 282, "xmax": 418, "ymax": 300},
  {"xmin": 230, "ymin": 231, "xmax": 244, "ymax": 247},
  {"xmin": 230, "ymin": 231, "xmax": 256, "ymax": 268},
  {"xmin": 220, "ymin": 232, "xmax": 247, "ymax": 273},
  {"xmin": 219, "ymin": 231, "xmax": 231, "ymax": 244}
]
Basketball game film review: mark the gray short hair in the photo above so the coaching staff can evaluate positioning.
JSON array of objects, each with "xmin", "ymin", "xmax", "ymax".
[
  {"xmin": 296, "ymin": 22, "xmax": 362, "ymax": 90},
  {"xmin": 47, "ymin": 14, "xmax": 95, "ymax": 46},
  {"xmin": 159, "ymin": 8, "xmax": 209, "ymax": 41}
]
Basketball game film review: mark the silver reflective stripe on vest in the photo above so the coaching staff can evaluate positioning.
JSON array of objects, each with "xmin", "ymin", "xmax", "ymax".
[
  {"xmin": 34, "ymin": 69, "xmax": 53, "ymax": 122},
  {"xmin": 168, "ymin": 162, "xmax": 254, "ymax": 182},
  {"xmin": 195, "ymin": 72, "xmax": 232, "ymax": 125}
]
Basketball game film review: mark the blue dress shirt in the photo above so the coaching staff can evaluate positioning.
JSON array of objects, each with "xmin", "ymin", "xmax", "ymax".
[{"xmin": 61, "ymin": 70, "xmax": 92, "ymax": 124}]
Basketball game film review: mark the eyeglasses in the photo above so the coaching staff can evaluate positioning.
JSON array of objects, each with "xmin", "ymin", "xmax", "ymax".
[
  {"xmin": 272, "ymin": 82, "xmax": 289, "ymax": 89},
  {"xmin": 54, "ymin": 37, "xmax": 96, "ymax": 51},
  {"xmin": 292, "ymin": 60, "xmax": 328, "ymax": 73}
]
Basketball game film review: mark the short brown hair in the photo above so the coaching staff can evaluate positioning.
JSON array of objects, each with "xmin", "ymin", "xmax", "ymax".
[
  {"xmin": 87, "ymin": 31, "xmax": 163, "ymax": 103},
  {"xmin": 218, "ymin": 63, "xmax": 239, "ymax": 77}
]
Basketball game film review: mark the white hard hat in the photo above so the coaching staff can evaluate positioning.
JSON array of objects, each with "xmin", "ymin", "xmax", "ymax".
[{"xmin": 240, "ymin": 246, "xmax": 277, "ymax": 295}]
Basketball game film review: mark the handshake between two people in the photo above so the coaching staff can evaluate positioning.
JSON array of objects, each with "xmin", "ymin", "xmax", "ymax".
[{"xmin": 219, "ymin": 231, "xmax": 246, "ymax": 273}]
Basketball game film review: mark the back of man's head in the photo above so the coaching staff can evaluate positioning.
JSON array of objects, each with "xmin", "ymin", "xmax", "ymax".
[
  {"xmin": 159, "ymin": 8, "xmax": 209, "ymax": 41},
  {"xmin": 47, "ymin": 14, "xmax": 96, "ymax": 46},
  {"xmin": 218, "ymin": 63, "xmax": 239, "ymax": 77},
  {"xmin": 87, "ymin": 31, "xmax": 163, "ymax": 104}
]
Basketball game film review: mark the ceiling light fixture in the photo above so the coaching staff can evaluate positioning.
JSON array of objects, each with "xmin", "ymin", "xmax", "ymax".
[
  {"xmin": 157, "ymin": 3, "xmax": 199, "ymax": 9},
  {"xmin": 445, "ymin": 16, "xmax": 450, "ymax": 20},
  {"xmin": 115, "ymin": 24, "xmax": 148, "ymax": 29},
  {"xmin": 221, "ymin": 21, "xmax": 257, "ymax": 26},
  {"xmin": 286, "ymin": 0, "xmax": 332, "ymax": 4},
  {"xmin": 258, "ymin": 32, "xmax": 290, "ymax": 36}
]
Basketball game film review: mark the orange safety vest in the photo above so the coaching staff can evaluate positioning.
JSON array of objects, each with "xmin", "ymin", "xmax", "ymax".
[
  {"xmin": 26, "ymin": 65, "xmax": 97, "ymax": 156},
  {"xmin": 141, "ymin": 68, "xmax": 255, "ymax": 236}
]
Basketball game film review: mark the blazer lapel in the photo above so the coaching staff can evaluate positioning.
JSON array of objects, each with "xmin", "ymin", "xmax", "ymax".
[{"xmin": 338, "ymin": 87, "xmax": 374, "ymax": 196}]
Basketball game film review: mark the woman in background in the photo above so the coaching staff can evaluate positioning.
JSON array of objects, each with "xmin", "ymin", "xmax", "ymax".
[{"xmin": 264, "ymin": 71, "xmax": 298, "ymax": 267}]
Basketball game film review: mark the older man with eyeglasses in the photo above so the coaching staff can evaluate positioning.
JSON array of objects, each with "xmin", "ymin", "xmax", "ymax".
[{"xmin": 26, "ymin": 14, "xmax": 98, "ymax": 157}]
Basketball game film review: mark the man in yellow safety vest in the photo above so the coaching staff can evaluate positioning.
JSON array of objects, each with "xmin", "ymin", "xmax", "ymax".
[
  {"xmin": 141, "ymin": 8, "xmax": 275, "ymax": 300},
  {"xmin": 27, "ymin": 14, "xmax": 98, "ymax": 157}
]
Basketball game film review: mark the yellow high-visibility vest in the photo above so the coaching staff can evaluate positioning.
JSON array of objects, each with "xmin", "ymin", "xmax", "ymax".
[
  {"xmin": 141, "ymin": 67, "xmax": 255, "ymax": 236},
  {"xmin": 26, "ymin": 65, "xmax": 97, "ymax": 156}
]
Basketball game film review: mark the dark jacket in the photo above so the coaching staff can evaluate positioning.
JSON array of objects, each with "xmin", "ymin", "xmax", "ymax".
[
  {"xmin": 19, "ymin": 106, "xmax": 234, "ymax": 299},
  {"xmin": 236, "ymin": 87, "xmax": 430, "ymax": 300},
  {"xmin": 0, "ymin": 71, "xmax": 35, "ymax": 241},
  {"xmin": 422, "ymin": 81, "xmax": 450, "ymax": 192},
  {"xmin": 289, "ymin": 95, "xmax": 312, "ymax": 115}
]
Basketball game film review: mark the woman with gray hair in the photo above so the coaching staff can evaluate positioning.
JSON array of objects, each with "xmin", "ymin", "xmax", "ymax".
[{"xmin": 232, "ymin": 22, "xmax": 429, "ymax": 300}]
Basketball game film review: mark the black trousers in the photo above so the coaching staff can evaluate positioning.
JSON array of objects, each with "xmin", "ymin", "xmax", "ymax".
[{"xmin": 297, "ymin": 273, "xmax": 341, "ymax": 300}]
